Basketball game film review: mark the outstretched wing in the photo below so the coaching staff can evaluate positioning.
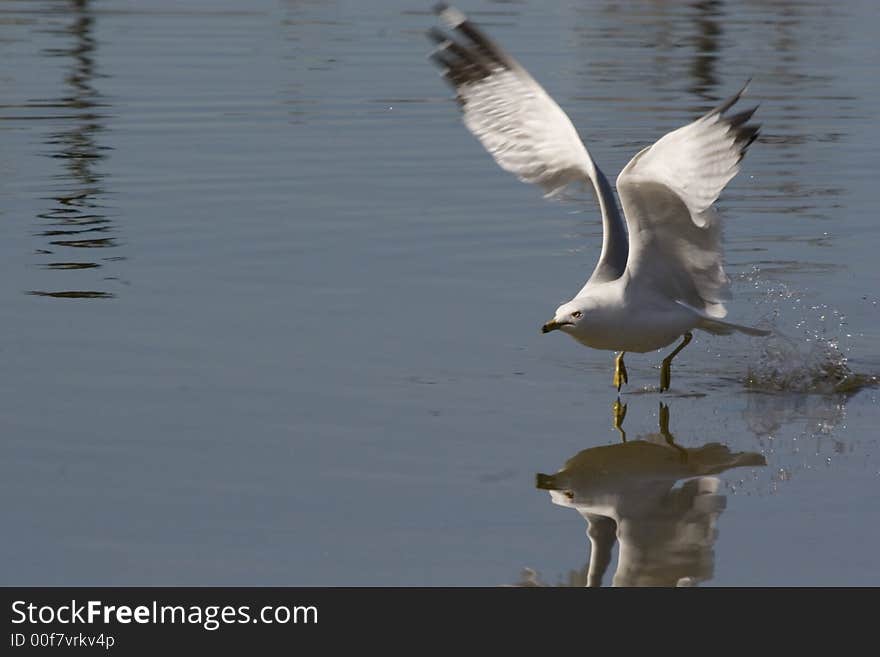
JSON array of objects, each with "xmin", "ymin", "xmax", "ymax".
[
  {"xmin": 427, "ymin": 3, "xmax": 627, "ymax": 284},
  {"xmin": 616, "ymin": 84, "xmax": 759, "ymax": 317}
]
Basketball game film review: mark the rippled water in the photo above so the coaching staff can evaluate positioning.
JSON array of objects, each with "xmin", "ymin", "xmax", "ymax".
[{"xmin": 1, "ymin": 0, "xmax": 878, "ymax": 585}]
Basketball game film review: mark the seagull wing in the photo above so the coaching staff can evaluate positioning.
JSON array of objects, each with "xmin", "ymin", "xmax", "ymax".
[
  {"xmin": 615, "ymin": 84, "xmax": 760, "ymax": 318},
  {"xmin": 428, "ymin": 4, "xmax": 627, "ymax": 284}
]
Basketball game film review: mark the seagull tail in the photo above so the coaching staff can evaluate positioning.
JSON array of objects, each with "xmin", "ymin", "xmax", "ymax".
[
  {"xmin": 697, "ymin": 317, "xmax": 771, "ymax": 337},
  {"xmin": 675, "ymin": 299, "xmax": 771, "ymax": 337}
]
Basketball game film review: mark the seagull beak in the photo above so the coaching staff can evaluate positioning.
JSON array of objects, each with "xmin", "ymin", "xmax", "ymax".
[{"xmin": 541, "ymin": 320, "xmax": 561, "ymax": 334}]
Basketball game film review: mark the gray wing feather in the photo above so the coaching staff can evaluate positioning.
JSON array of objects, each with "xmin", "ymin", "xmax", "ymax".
[
  {"xmin": 428, "ymin": 4, "xmax": 628, "ymax": 284},
  {"xmin": 616, "ymin": 83, "xmax": 760, "ymax": 317}
]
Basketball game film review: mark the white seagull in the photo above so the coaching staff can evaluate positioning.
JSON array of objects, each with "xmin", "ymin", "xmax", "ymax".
[{"xmin": 428, "ymin": 4, "xmax": 770, "ymax": 392}]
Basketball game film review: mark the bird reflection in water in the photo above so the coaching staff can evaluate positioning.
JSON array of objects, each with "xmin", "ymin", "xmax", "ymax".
[{"xmin": 530, "ymin": 403, "xmax": 765, "ymax": 587}]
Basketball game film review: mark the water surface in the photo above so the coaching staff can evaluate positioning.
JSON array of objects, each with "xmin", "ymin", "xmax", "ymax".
[{"xmin": 1, "ymin": 0, "xmax": 878, "ymax": 585}]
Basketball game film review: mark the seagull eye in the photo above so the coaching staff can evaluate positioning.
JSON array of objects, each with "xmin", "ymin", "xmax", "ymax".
[{"xmin": 572, "ymin": 311, "xmax": 582, "ymax": 319}]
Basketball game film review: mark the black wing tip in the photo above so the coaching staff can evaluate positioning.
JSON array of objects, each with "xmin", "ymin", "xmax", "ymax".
[
  {"xmin": 732, "ymin": 77, "xmax": 753, "ymax": 103},
  {"xmin": 733, "ymin": 122, "xmax": 761, "ymax": 162},
  {"xmin": 426, "ymin": 4, "xmax": 510, "ymax": 86},
  {"xmin": 727, "ymin": 105, "xmax": 759, "ymax": 127},
  {"xmin": 710, "ymin": 79, "xmax": 761, "ymax": 155},
  {"xmin": 737, "ymin": 124, "xmax": 761, "ymax": 147},
  {"xmin": 433, "ymin": 3, "xmax": 466, "ymax": 27},
  {"xmin": 709, "ymin": 78, "xmax": 754, "ymax": 117},
  {"xmin": 426, "ymin": 26, "xmax": 448, "ymax": 45}
]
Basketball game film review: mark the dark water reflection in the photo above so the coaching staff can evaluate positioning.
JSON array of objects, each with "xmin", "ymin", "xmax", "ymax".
[
  {"xmin": 688, "ymin": 0, "xmax": 722, "ymax": 99},
  {"xmin": 27, "ymin": 0, "xmax": 118, "ymax": 299}
]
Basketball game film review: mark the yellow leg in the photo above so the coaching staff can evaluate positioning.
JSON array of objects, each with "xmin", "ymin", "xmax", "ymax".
[
  {"xmin": 612, "ymin": 352, "xmax": 628, "ymax": 392},
  {"xmin": 659, "ymin": 332, "xmax": 693, "ymax": 392},
  {"xmin": 658, "ymin": 402, "xmax": 671, "ymax": 437},
  {"xmin": 658, "ymin": 403, "xmax": 687, "ymax": 463},
  {"xmin": 612, "ymin": 398, "xmax": 628, "ymax": 443}
]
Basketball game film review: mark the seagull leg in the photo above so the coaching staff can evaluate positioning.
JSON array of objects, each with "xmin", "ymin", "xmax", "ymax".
[
  {"xmin": 659, "ymin": 332, "xmax": 693, "ymax": 392},
  {"xmin": 612, "ymin": 398, "xmax": 627, "ymax": 443},
  {"xmin": 612, "ymin": 352, "xmax": 628, "ymax": 391},
  {"xmin": 658, "ymin": 402, "xmax": 687, "ymax": 463}
]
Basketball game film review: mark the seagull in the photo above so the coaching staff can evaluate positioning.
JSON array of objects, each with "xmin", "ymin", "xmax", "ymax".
[{"xmin": 427, "ymin": 4, "xmax": 770, "ymax": 392}]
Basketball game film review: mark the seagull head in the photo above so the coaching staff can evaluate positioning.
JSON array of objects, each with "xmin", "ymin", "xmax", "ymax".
[{"xmin": 542, "ymin": 299, "xmax": 589, "ymax": 335}]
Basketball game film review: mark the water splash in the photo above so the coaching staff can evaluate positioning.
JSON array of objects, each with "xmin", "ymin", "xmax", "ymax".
[
  {"xmin": 738, "ymin": 270, "xmax": 878, "ymax": 394},
  {"xmin": 744, "ymin": 331, "xmax": 874, "ymax": 393}
]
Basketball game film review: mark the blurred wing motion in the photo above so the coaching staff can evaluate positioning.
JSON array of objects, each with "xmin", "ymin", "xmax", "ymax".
[
  {"xmin": 616, "ymin": 85, "xmax": 761, "ymax": 322},
  {"xmin": 427, "ymin": 3, "xmax": 627, "ymax": 283}
]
